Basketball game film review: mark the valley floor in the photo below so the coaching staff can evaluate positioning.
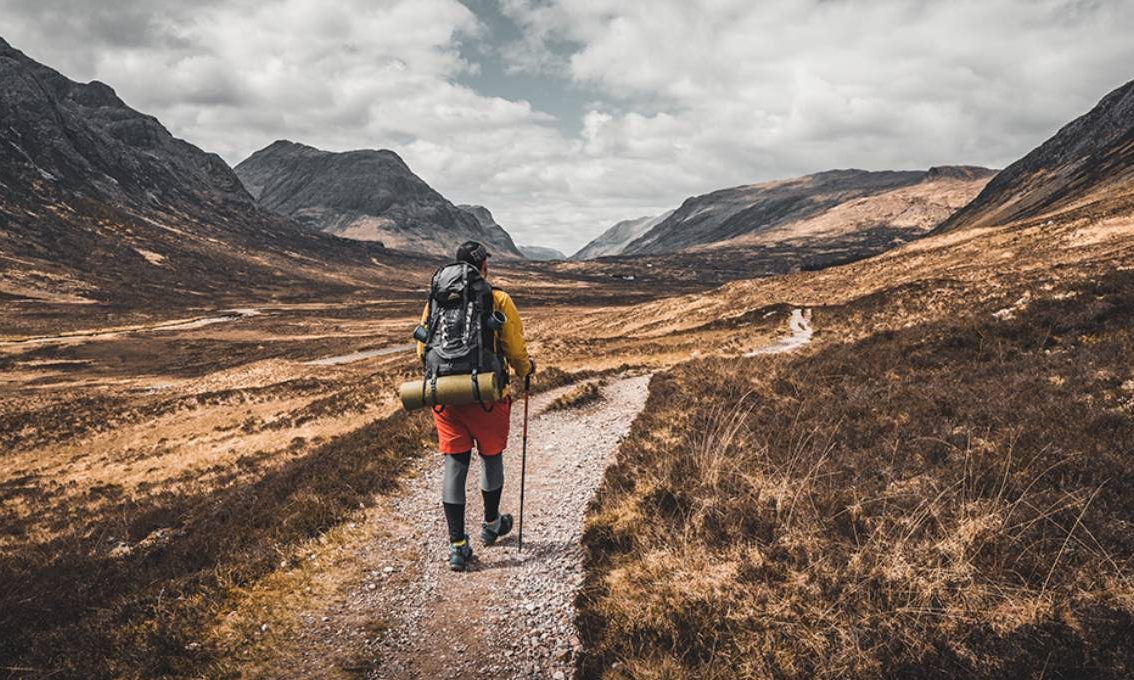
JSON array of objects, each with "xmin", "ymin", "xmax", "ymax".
[{"xmin": 1, "ymin": 213, "xmax": 1133, "ymax": 679}]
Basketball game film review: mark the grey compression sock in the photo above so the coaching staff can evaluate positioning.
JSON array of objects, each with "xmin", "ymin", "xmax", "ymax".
[
  {"xmin": 480, "ymin": 454, "xmax": 504, "ymax": 493},
  {"xmin": 442, "ymin": 451, "xmax": 471, "ymax": 504},
  {"xmin": 480, "ymin": 454, "xmax": 505, "ymax": 523}
]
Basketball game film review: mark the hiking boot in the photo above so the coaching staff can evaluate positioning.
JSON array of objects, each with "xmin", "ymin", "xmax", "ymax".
[
  {"xmin": 449, "ymin": 535, "xmax": 474, "ymax": 571},
  {"xmin": 480, "ymin": 513, "xmax": 514, "ymax": 546}
]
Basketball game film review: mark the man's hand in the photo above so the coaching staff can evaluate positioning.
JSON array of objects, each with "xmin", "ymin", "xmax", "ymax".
[{"xmin": 524, "ymin": 358, "xmax": 536, "ymax": 391}]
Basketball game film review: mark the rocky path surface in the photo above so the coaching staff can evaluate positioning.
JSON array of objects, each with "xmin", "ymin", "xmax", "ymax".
[{"xmin": 262, "ymin": 374, "xmax": 653, "ymax": 679}]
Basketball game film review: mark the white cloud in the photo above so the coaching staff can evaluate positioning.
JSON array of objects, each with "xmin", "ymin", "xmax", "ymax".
[{"xmin": 2, "ymin": 0, "xmax": 1134, "ymax": 254}]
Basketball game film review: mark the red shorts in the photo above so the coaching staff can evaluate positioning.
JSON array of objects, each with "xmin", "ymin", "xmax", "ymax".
[{"xmin": 432, "ymin": 398, "xmax": 512, "ymax": 455}]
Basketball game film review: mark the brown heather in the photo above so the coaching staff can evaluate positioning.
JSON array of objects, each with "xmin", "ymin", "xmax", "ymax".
[
  {"xmin": 0, "ymin": 408, "xmax": 433, "ymax": 677},
  {"xmin": 577, "ymin": 269, "xmax": 1134, "ymax": 679}
]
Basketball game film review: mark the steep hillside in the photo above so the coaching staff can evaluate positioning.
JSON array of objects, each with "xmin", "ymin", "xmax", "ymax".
[
  {"xmin": 623, "ymin": 167, "xmax": 994, "ymax": 255},
  {"xmin": 0, "ymin": 36, "xmax": 393, "ymax": 309},
  {"xmin": 235, "ymin": 142, "xmax": 521, "ymax": 258},
  {"xmin": 553, "ymin": 167, "xmax": 993, "ymax": 288},
  {"xmin": 572, "ymin": 211, "xmax": 674, "ymax": 260},
  {"xmin": 939, "ymin": 78, "xmax": 1134, "ymax": 232}
]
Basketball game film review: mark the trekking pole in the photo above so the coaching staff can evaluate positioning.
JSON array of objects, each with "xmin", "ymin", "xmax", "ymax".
[{"xmin": 518, "ymin": 373, "xmax": 531, "ymax": 552}]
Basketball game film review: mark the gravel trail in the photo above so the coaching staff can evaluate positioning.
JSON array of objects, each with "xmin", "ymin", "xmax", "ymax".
[
  {"xmin": 746, "ymin": 307, "xmax": 812, "ymax": 355},
  {"xmin": 323, "ymin": 373, "xmax": 653, "ymax": 679}
]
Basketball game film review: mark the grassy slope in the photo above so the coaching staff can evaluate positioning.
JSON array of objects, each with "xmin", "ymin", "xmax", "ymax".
[
  {"xmin": 0, "ymin": 407, "xmax": 433, "ymax": 677},
  {"xmin": 577, "ymin": 269, "xmax": 1134, "ymax": 679}
]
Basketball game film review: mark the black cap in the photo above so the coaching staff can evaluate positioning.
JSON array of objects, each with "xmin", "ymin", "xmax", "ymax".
[{"xmin": 456, "ymin": 241, "xmax": 490, "ymax": 267}]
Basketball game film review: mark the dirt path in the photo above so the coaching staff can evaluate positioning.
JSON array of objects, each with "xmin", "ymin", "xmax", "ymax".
[
  {"xmin": 355, "ymin": 374, "xmax": 652, "ymax": 679},
  {"xmin": 746, "ymin": 307, "xmax": 812, "ymax": 355},
  {"xmin": 0, "ymin": 307, "xmax": 262, "ymax": 346},
  {"xmin": 228, "ymin": 374, "xmax": 652, "ymax": 679}
]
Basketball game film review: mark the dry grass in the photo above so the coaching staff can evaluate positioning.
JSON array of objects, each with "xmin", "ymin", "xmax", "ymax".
[
  {"xmin": 546, "ymin": 380, "xmax": 605, "ymax": 413},
  {"xmin": 0, "ymin": 407, "xmax": 433, "ymax": 678},
  {"xmin": 577, "ymin": 269, "xmax": 1134, "ymax": 678}
]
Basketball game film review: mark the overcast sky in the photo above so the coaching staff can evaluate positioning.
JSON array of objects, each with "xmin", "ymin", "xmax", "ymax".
[{"xmin": 3, "ymin": 0, "xmax": 1134, "ymax": 253}]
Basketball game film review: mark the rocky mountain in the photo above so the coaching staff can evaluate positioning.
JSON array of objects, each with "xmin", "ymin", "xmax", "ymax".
[
  {"xmin": 455, "ymin": 204, "xmax": 563, "ymax": 260},
  {"xmin": 235, "ymin": 143, "xmax": 521, "ymax": 258},
  {"xmin": 0, "ymin": 40, "xmax": 248, "ymax": 212},
  {"xmin": 454, "ymin": 204, "xmax": 522, "ymax": 257},
  {"xmin": 622, "ymin": 167, "xmax": 996, "ymax": 256},
  {"xmin": 937, "ymin": 78, "xmax": 1134, "ymax": 232},
  {"xmin": 0, "ymin": 36, "xmax": 391, "ymax": 307},
  {"xmin": 518, "ymin": 245, "xmax": 566, "ymax": 261},
  {"xmin": 572, "ymin": 211, "xmax": 674, "ymax": 260}
]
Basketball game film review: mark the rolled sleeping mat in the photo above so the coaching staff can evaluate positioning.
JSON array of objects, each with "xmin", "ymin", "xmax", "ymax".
[{"xmin": 399, "ymin": 373, "xmax": 503, "ymax": 411}]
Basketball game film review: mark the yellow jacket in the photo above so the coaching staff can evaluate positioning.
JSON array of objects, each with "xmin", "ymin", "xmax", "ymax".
[{"xmin": 417, "ymin": 288, "xmax": 534, "ymax": 381}]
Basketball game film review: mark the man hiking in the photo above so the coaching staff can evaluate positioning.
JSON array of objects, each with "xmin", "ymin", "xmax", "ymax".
[{"xmin": 415, "ymin": 241, "xmax": 535, "ymax": 571}]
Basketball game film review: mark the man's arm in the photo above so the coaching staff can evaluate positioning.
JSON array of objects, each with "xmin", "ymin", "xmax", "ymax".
[{"xmin": 495, "ymin": 291, "xmax": 534, "ymax": 377}]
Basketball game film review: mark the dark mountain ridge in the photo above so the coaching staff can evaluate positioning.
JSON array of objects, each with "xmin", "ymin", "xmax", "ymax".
[
  {"xmin": 620, "ymin": 166, "xmax": 995, "ymax": 256},
  {"xmin": 0, "ymin": 36, "xmax": 393, "ymax": 308},
  {"xmin": 937, "ymin": 78, "xmax": 1134, "ymax": 232},
  {"xmin": 236, "ymin": 141, "xmax": 522, "ymax": 258},
  {"xmin": 455, "ymin": 204, "xmax": 522, "ymax": 256},
  {"xmin": 0, "ymin": 40, "xmax": 248, "ymax": 212}
]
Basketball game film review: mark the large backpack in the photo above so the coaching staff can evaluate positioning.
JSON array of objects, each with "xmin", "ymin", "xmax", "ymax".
[{"xmin": 421, "ymin": 262, "xmax": 506, "ymax": 392}]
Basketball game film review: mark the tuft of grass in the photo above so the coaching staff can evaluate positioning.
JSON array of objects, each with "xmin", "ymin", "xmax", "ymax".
[
  {"xmin": 546, "ymin": 381, "xmax": 605, "ymax": 412},
  {"xmin": 513, "ymin": 363, "xmax": 642, "ymax": 396},
  {"xmin": 577, "ymin": 269, "xmax": 1134, "ymax": 679}
]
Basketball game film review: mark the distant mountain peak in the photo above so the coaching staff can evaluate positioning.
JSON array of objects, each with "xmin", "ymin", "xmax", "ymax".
[
  {"xmin": 456, "ymin": 204, "xmax": 523, "ymax": 257},
  {"xmin": 518, "ymin": 244, "xmax": 567, "ymax": 261},
  {"xmin": 572, "ymin": 211, "xmax": 674, "ymax": 260},
  {"xmin": 263, "ymin": 139, "xmax": 403, "ymax": 158},
  {"xmin": 620, "ymin": 168, "xmax": 992, "ymax": 256},
  {"xmin": 926, "ymin": 165, "xmax": 999, "ymax": 181},
  {"xmin": 235, "ymin": 143, "xmax": 521, "ymax": 257}
]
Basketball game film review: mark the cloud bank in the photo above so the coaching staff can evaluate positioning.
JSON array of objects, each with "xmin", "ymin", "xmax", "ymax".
[{"xmin": 3, "ymin": 0, "xmax": 1133, "ymax": 252}]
